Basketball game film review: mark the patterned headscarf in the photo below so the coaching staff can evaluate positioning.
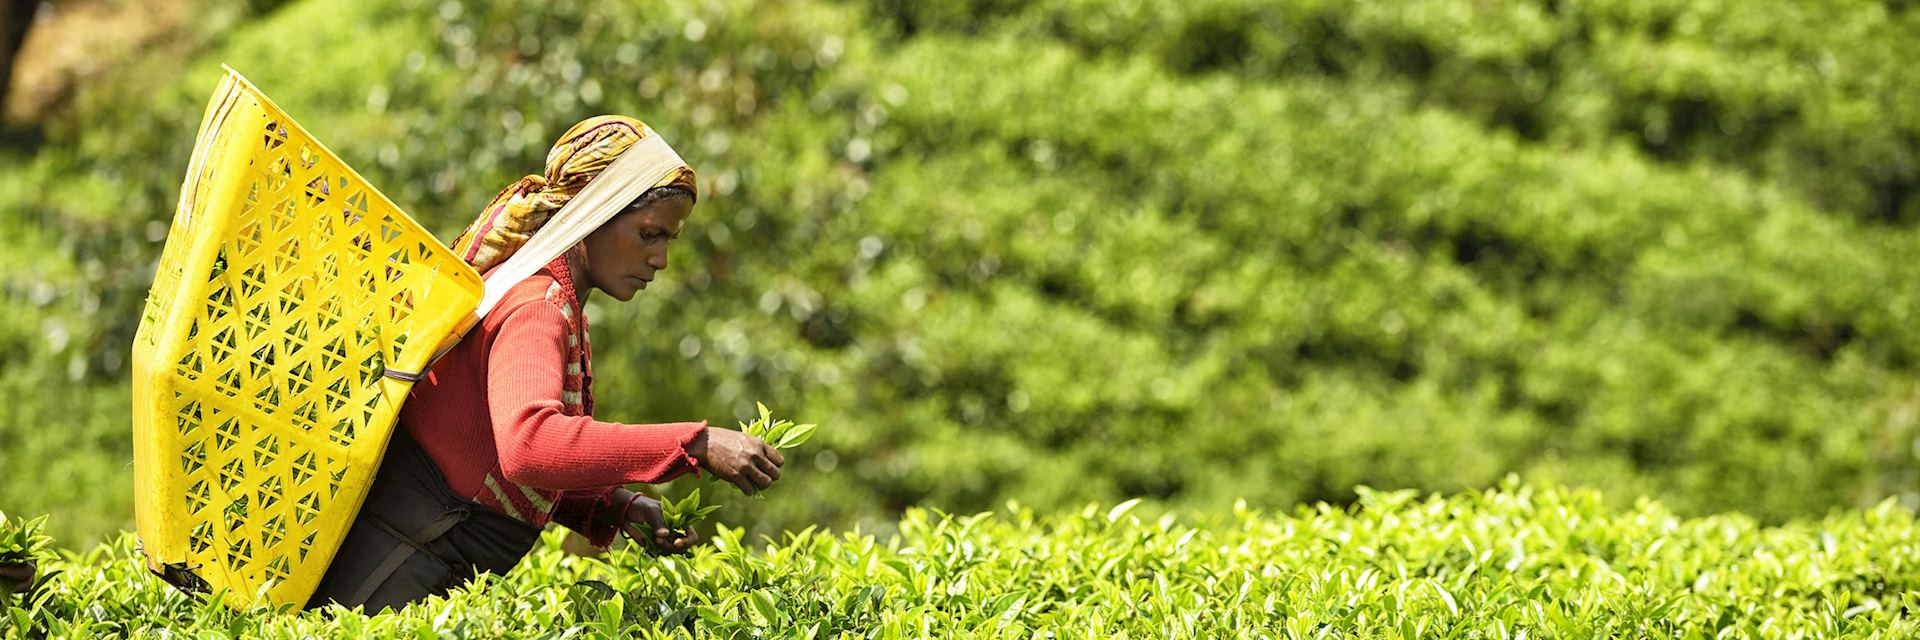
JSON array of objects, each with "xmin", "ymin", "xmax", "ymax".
[{"xmin": 451, "ymin": 115, "xmax": 698, "ymax": 274}]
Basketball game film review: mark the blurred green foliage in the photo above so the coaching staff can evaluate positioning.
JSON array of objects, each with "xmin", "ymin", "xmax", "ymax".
[{"xmin": 0, "ymin": 0, "xmax": 1917, "ymax": 547}]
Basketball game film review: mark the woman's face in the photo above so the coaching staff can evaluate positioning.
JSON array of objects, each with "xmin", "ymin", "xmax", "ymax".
[{"xmin": 581, "ymin": 195, "xmax": 693, "ymax": 301}]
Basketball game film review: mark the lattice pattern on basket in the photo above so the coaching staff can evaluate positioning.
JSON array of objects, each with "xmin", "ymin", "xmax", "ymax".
[{"xmin": 132, "ymin": 69, "xmax": 483, "ymax": 608}]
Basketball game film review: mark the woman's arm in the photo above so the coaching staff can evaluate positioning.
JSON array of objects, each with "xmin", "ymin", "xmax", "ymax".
[{"xmin": 486, "ymin": 301, "xmax": 706, "ymax": 489}]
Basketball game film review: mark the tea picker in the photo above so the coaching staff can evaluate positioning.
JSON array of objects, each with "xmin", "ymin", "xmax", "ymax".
[{"xmin": 132, "ymin": 68, "xmax": 784, "ymax": 612}]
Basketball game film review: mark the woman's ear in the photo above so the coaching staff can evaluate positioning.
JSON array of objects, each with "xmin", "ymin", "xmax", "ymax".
[{"xmin": 563, "ymin": 242, "xmax": 590, "ymax": 275}]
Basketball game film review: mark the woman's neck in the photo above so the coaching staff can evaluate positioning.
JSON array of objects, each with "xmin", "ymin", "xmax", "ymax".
[{"xmin": 563, "ymin": 246, "xmax": 593, "ymax": 303}]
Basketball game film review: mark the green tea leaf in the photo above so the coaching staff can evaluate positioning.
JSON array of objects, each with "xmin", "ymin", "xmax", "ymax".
[
  {"xmin": 1106, "ymin": 498, "xmax": 1143, "ymax": 523},
  {"xmin": 748, "ymin": 590, "xmax": 781, "ymax": 626},
  {"xmin": 775, "ymin": 423, "xmax": 817, "ymax": 449}
]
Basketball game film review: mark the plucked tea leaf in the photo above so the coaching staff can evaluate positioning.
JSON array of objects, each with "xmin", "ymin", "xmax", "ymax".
[{"xmin": 775, "ymin": 423, "xmax": 816, "ymax": 449}]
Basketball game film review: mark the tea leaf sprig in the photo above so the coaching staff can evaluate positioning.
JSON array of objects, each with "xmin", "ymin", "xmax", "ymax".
[
  {"xmin": 0, "ymin": 511, "xmax": 52, "ymax": 565},
  {"xmin": 658, "ymin": 403, "xmax": 817, "ymax": 537}
]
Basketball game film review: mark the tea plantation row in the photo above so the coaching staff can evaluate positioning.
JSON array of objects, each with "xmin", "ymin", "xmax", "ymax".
[
  {"xmin": 870, "ymin": 0, "xmax": 1920, "ymax": 224},
  {"xmin": 6, "ymin": 483, "xmax": 1917, "ymax": 637}
]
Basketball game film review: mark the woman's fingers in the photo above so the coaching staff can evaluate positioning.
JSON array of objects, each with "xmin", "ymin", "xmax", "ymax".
[
  {"xmin": 662, "ymin": 528, "xmax": 699, "ymax": 552},
  {"xmin": 754, "ymin": 454, "xmax": 782, "ymax": 482},
  {"xmin": 674, "ymin": 528, "xmax": 701, "ymax": 551},
  {"xmin": 728, "ymin": 472, "xmax": 758, "ymax": 495},
  {"xmin": 745, "ymin": 465, "xmax": 773, "ymax": 491},
  {"xmin": 637, "ymin": 500, "xmax": 668, "ymax": 533},
  {"xmin": 622, "ymin": 522, "xmax": 660, "ymax": 551},
  {"xmin": 706, "ymin": 429, "xmax": 787, "ymax": 494}
]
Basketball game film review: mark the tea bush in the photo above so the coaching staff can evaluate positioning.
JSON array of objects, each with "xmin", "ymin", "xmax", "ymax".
[
  {"xmin": 866, "ymin": 0, "xmax": 1920, "ymax": 223},
  {"xmin": 1, "ymin": 0, "xmax": 1917, "ymax": 547},
  {"xmin": 6, "ymin": 483, "xmax": 1919, "ymax": 637}
]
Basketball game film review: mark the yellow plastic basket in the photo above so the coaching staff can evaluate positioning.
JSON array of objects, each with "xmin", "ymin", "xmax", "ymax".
[{"xmin": 131, "ymin": 67, "xmax": 484, "ymax": 608}]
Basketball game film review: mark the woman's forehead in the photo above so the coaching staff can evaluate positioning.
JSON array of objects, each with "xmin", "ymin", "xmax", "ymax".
[{"xmin": 629, "ymin": 197, "xmax": 692, "ymax": 229}]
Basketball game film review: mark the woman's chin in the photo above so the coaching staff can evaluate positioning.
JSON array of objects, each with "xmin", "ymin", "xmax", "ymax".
[{"xmin": 596, "ymin": 284, "xmax": 637, "ymax": 302}]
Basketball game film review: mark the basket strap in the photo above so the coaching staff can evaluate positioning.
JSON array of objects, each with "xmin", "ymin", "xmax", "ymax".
[
  {"xmin": 387, "ymin": 130, "xmax": 688, "ymax": 381},
  {"xmin": 346, "ymin": 508, "xmax": 469, "ymax": 607},
  {"xmin": 382, "ymin": 368, "xmax": 429, "ymax": 383}
]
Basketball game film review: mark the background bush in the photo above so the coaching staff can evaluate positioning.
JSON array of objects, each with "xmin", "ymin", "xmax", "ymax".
[{"xmin": 0, "ymin": 0, "xmax": 1917, "ymax": 547}]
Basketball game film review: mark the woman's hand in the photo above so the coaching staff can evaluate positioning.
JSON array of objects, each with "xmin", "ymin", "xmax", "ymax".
[
  {"xmin": 685, "ymin": 427, "xmax": 785, "ymax": 495},
  {"xmin": 613, "ymin": 489, "xmax": 700, "ymax": 554}
]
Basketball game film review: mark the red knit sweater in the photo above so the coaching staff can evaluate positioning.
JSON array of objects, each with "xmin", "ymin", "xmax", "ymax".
[{"xmin": 397, "ymin": 257, "xmax": 705, "ymax": 546}]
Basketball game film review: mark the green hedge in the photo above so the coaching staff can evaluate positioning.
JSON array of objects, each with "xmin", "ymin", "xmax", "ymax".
[
  {"xmin": 866, "ymin": 0, "xmax": 1920, "ymax": 224},
  {"xmin": 7, "ymin": 484, "xmax": 1919, "ymax": 637}
]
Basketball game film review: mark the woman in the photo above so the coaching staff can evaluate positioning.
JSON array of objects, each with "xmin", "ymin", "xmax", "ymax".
[{"xmin": 306, "ymin": 116, "xmax": 785, "ymax": 612}]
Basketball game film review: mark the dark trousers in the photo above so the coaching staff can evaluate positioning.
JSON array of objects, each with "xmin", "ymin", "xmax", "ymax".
[{"xmin": 305, "ymin": 428, "xmax": 542, "ymax": 612}]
